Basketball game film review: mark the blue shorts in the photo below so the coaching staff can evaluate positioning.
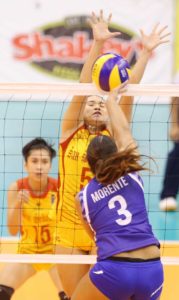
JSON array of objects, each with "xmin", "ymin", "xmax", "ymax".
[{"xmin": 89, "ymin": 258, "xmax": 164, "ymax": 300}]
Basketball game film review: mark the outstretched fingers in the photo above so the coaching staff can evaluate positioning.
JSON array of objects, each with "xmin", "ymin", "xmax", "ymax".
[
  {"xmin": 153, "ymin": 23, "xmax": 171, "ymax": 40},
  {"xmin": 92, "ymin": 10, "xmax": 112, "ymax": 24},
  {"xmin": 158, "ymin": 38, "xmax": 170, "ymax": 45},
  {"xmin": 151, "ymin": 22, "xmax": 160, "ymax": 34},
  {"xmin": 91, "ymin": 11, "xmax": 98, "ymax": 24},
  {"xmin": 88, "ymin": 10, "xmax": 121, "ymax": 41},
  {"xmin": 159, "ymin": 32, "xmax": 171, "ymax": 41},
  {"xmin": 158, "ymin": 27, "xmax": 171, "ymax": 44},
  {"xmin": 157, "ymin": 25, "xmax": 168, "ymax": 35},
  {"xmin": 140, "ymin": 23, "xmax": 170, "ymax": 51},
  {"xmin": 99, "ymin": 9, "xmax": 104, "ymax": 21},
  {"xmin": 107, "ymin": 13, "xmax": 112, "ymax": 24},
  {"xmin": 91, "ymin": 10, "xmax": 112, "ymax": 24},
  {"xmin": 112, "ymin": 81, "xmax": 128, "ymax": 97}
]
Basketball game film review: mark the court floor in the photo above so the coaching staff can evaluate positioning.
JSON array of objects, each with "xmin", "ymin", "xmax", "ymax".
[
  {"xmin": 0, "ymin": 239, "xmax": 178, "ymax": 300},
  {"xmin": 6, "ymin": 263, "xmax": 179, "ymax": 300},
  {"xmin": 0, "ymin": 254, "xmax": 178, "ymax": 300}
]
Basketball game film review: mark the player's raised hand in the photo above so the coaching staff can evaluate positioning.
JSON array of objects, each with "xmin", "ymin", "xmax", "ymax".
[
  {"xmin": 140, "ymin": 23, "xmax": 170, "ymax": 52},
  {"xmin": 88, "ymin": 9, "xmax": 121, "ymax": 42},
  {"xmin": 17, "ymin": 189, "xmax": 30, "ymax": 204},
  {"xmin": 106, "ymin": 81, "xmax": 128, "ymax": 104}
]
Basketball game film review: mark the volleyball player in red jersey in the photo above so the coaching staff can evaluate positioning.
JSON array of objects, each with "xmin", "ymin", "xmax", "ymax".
[{"xmin": 0, "ymin": 138, "xmax": 69, "ymax": 300}]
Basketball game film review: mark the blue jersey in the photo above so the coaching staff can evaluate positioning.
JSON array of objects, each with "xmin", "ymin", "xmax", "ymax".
[{"xmin": 79, "ymin": 172, "xmax": 160, "ymax": 261}]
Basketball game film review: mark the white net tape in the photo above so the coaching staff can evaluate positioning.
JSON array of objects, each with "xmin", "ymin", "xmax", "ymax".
[
  {"xmin": 0, "ymin": 254, "xmax": 178, "ymax": 265},
  {"xmin": 0, "ymin": 83, "xmax": 179, "ymax": 101}
]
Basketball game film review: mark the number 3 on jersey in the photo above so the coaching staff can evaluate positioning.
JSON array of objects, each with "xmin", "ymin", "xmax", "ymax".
[{"xmin": 108, "ymin": 195, "xmax": 132, "ymax": 226}]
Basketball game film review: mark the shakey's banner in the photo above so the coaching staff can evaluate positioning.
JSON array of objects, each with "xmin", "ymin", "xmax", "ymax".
[{"xmin": 0, "ymin": 0, "xmax": 174, "ymax": 84}]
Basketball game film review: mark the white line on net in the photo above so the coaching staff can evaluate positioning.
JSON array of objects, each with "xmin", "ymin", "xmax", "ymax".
[
  {"xmin": 0, "ymin": 83, "xmax": 179, "ymax": 103},
  {"xmin": 0, "ymin": 254, "xmax": 178, "ymax": 265}
]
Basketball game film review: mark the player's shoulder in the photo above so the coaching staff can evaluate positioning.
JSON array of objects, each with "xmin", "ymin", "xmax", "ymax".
[
  {"xmin": 60, "ymin": 123, "xmax": 85, "ymax": 145},
  {"xmin": 48, "ymin": 177, "xmax": 58, "ymax": 191},
  {"xmin": 127, "ymin": 172, "xmax": 144, "ymax": 190},
  {"xmin": 9, "ymin": 177, "xmax": 28, "ymax": 192},
  {"xmin": 8, "ymin": 180, "xmax": 18, "ymax": 192},
  {"xmin": 16, "ymin": 177, "xmax": 28, "ymax": 190}
]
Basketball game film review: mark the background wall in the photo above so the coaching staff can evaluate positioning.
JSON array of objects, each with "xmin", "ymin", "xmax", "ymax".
[{"xmin": 0, "ymin": 0, "xmax": 174, "ymax": 83}]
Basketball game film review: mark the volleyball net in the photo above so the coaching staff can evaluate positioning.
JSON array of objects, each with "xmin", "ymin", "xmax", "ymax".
[{"xmin": 0, "ymin": 83, "xmax": 179, "ymax": 265}]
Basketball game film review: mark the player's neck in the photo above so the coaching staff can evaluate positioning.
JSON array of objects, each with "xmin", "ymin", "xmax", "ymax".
[
  {"xmin": 86, "ymin": 123, "xmax": 106, "ymax": 134},
  {"xmin": 27, "ymin": 178, "xmax": 48, "ymax": 195}
]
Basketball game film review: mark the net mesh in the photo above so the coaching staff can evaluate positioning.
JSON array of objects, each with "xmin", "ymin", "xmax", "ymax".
[{"xmin": 0, "ymin": 83, "xmax": 179, "ymax": 265}]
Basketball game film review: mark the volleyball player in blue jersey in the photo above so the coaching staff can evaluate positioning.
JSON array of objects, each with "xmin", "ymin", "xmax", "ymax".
[{"xmin": 73, "ymin": 88, "xmax": 163, "ymax": 300}]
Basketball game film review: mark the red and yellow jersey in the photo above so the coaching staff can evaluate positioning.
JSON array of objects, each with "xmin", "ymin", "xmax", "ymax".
[
  {"xmin": 56, "ymin": 125, "xmax": 110, "ymax": 250},
  {"xmin": 18, "ymin": 177, "xmax": 58, "ymax": 254}
]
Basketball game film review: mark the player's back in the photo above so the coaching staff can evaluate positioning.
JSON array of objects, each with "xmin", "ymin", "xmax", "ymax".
[{"xmin": 79, "ymin": 172, "xmax": 159, "ymax": 260}]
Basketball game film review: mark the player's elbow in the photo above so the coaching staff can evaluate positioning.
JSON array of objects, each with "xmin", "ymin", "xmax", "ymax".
[{"xmin": 7, "ymin": 223, "xmax": 19, "ymax": 236}]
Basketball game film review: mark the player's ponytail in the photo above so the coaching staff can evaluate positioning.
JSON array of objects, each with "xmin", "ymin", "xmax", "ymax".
[
  {"xmin": 87, "ymin": 135, "xmax": 146, "ymax": 185},
  {"xmin": 95, "ymin": 148, "xmax": 146, "ymax": 185}
]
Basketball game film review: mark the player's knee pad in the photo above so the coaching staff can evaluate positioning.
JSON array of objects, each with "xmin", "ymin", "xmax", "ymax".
[
  {"xmin": 0, "ymin": 284, "xmax": 14, "ymax": 300},
  {"xmin": 58, "ymin": 291, "xmax": 70, "ymax": 300}
]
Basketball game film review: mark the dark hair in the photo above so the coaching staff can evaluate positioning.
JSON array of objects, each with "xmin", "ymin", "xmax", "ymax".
[
  {"xmin": 87, "ymin": 135, "xmax": 146, "ymax": 185},
  {"xmin": 22, "ymin": 138, "xmax": 56, "ymax": 162},
  {"xmin": 86, "ymin": 95, "xmax": 104, "ymax": 102}
]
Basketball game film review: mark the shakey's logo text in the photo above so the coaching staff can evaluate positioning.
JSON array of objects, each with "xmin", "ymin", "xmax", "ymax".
[{"xmin": 12, "ymin": 15, "xmax": 142, "ymax": 80}]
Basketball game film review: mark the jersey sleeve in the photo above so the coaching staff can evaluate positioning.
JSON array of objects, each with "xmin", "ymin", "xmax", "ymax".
[{"xmin": 78, "ymin": 190, "xmax": 87, "ymax": 222}]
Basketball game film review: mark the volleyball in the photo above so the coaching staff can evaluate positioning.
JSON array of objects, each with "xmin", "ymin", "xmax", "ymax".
[{"xmin": 92, "ymin": 53, "xmax": 130, "ymax": 92}]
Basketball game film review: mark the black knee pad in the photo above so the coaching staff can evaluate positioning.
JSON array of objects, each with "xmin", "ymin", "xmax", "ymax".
[
  {"xmin": 58, "ymin": 291, "xmax": 70, "ymax": 300},
  {"xmin": 0, "ymin": 284, "xmax": 14, "ymax": 300}
]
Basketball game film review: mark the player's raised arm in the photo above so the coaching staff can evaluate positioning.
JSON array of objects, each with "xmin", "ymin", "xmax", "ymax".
[
  {"xmin": 7, "ymin": 183, "xmax": 29, "ymax": 235},
  {"xmin": 106, "ymin": 87, "xmax": 136, "ymax": 152},
  {"xmin": 120, "ymin": 23, "xmax": 170, "ymax": 122},
  {"xmin": 61, "ymin": 10, "xmax": 121, "ymax": 139},
  {"xmin": 7, "ymin": 182, "xmax": 20, "ymax": 235}
]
